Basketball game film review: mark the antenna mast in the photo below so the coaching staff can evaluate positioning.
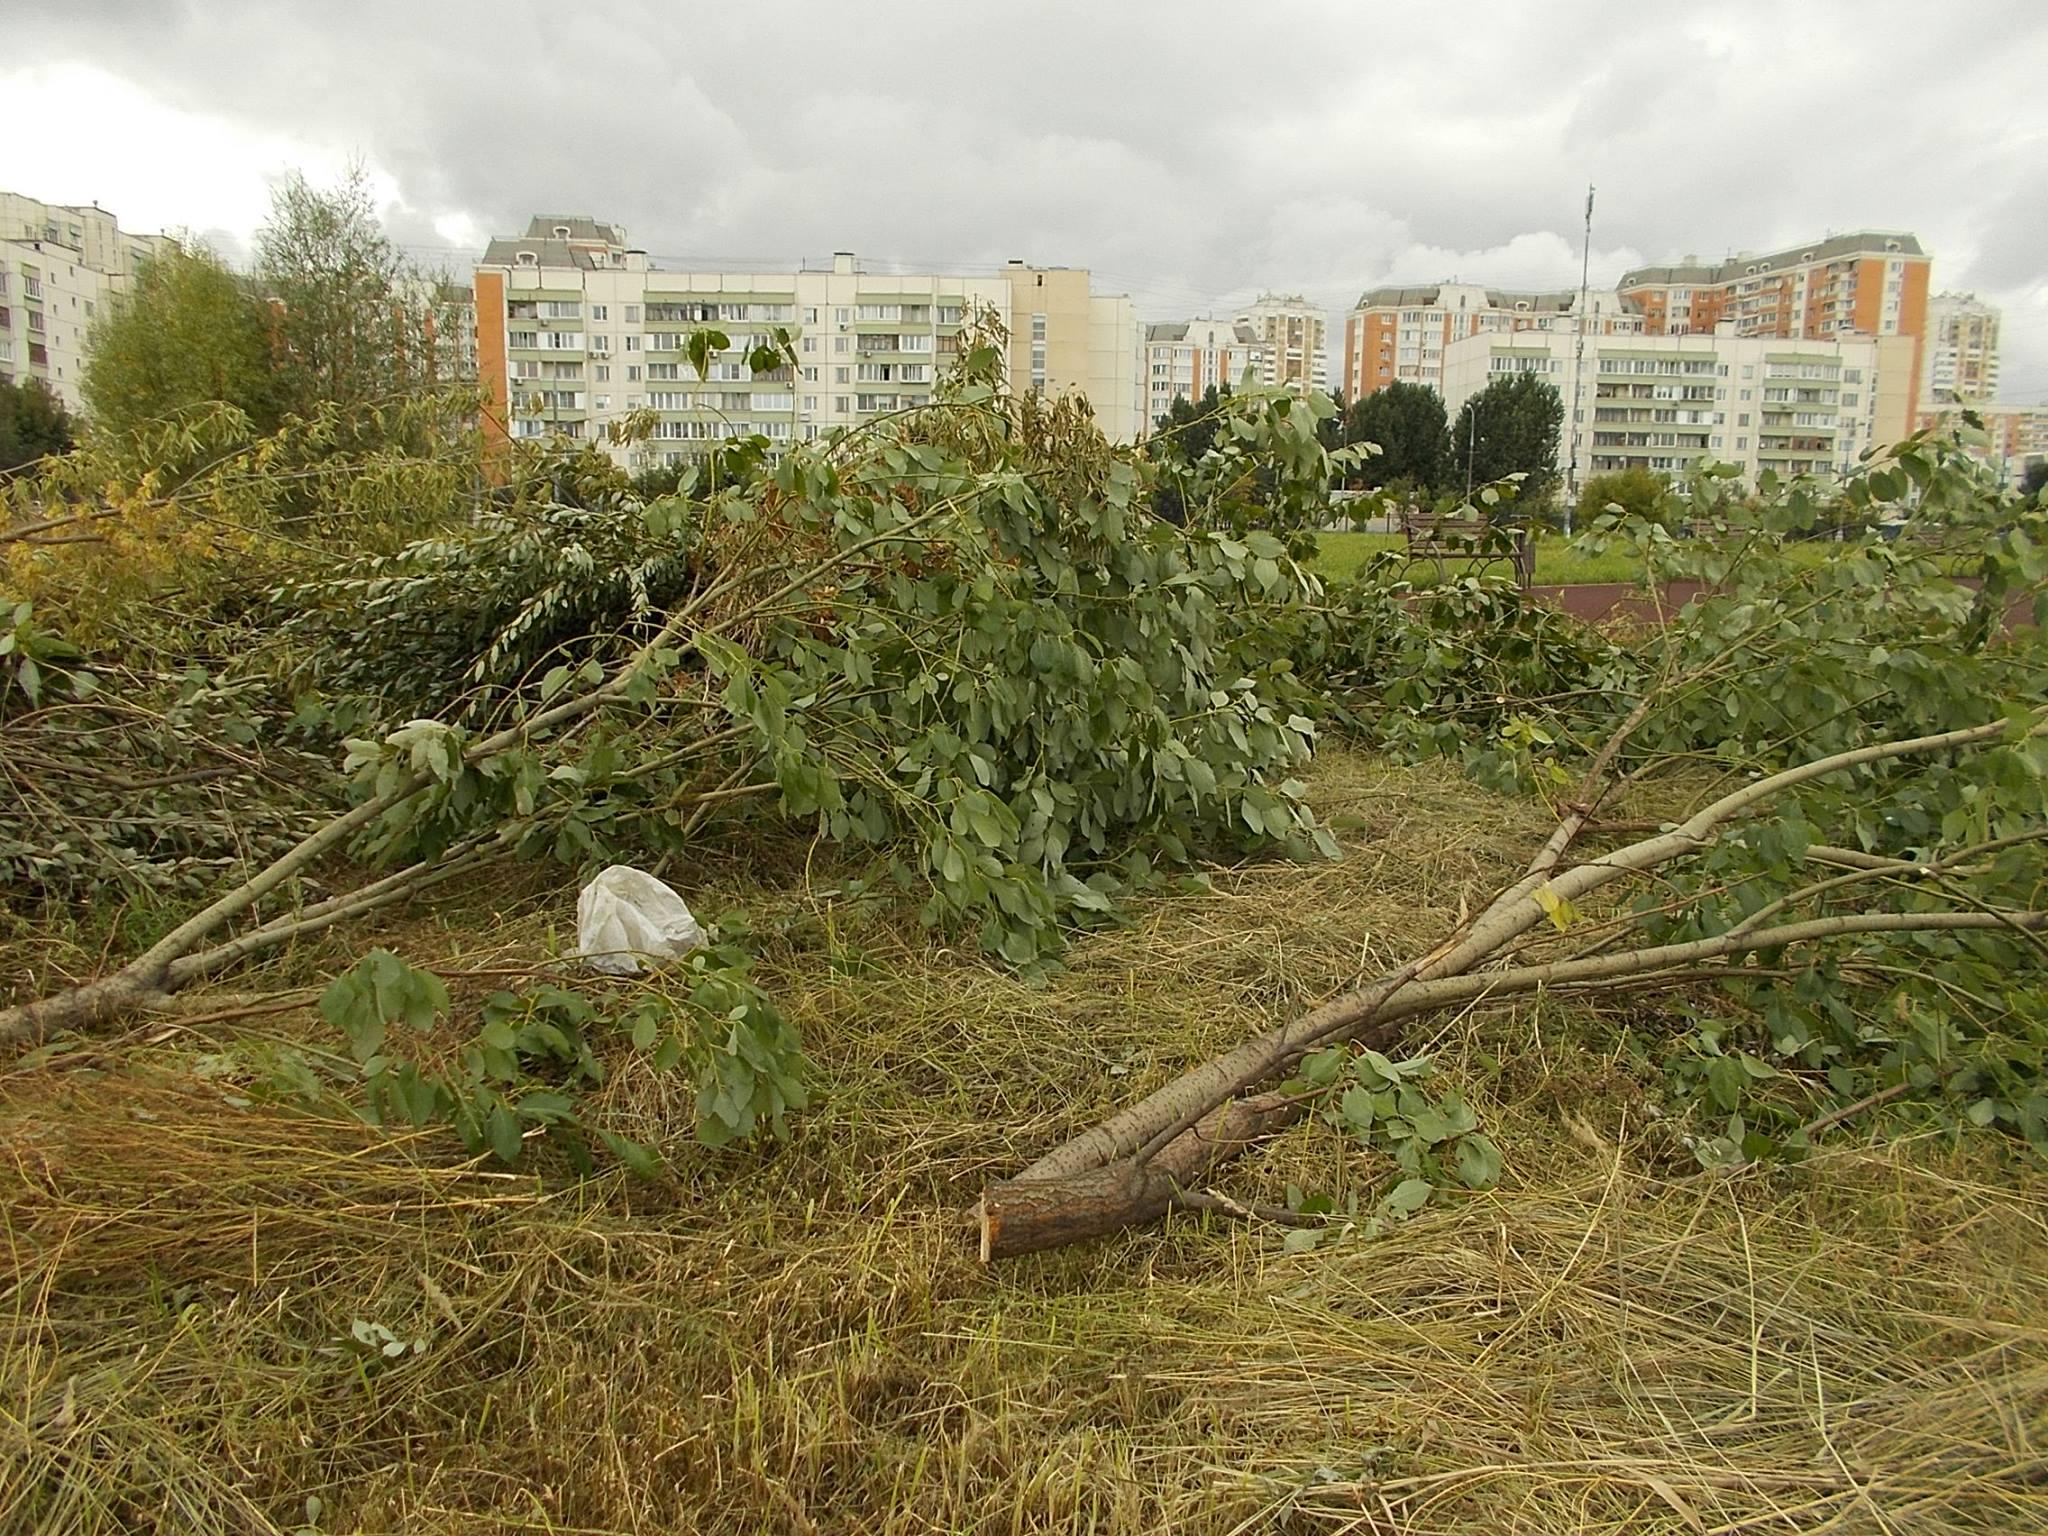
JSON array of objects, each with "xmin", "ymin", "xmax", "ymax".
[{"xmin": 1566, "ymin": 183, "xmax": 1595, "ymax": 533}]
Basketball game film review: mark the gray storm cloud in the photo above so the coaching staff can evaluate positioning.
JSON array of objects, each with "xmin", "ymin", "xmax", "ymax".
[{"xmin": 10, "ymin": 0, "xmax": 2048, "ymax": 395}]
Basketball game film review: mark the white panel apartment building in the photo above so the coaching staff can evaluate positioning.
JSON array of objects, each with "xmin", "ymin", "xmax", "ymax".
[
  {"xmin": 1922, "ymin": 292, "xmax": 2001, "ymax": 405},
  {"xmin": 1142, "ymin": 319, "xmax": 1270, "ymax": 429},
  {"xmin": 0, "ymin": 192, "xmax": 163, "ymax": 412},
  {"xmin": 473, "ymin": 218, "xmax": 1141, "ymax": 465},
  {"xmin": 1437, "ymin": 330, "xmax": 1898, "ymax": 491},
  {"xmin": 1235, "ymin": 293, "xmax": 1329, "ymax": 394}
]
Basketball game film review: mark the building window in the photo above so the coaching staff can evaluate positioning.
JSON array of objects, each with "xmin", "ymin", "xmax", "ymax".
[
  {"xmin": 835, "ymin": 366, "xmax": 850, "ymax": 383},
  {"xmin": 591, "ymin": 304, "xmax": 608, "ymax": 321},
  {"xmin": 624, "ymin": 336, "xmax": 640, "ymax": 351},
  {"xmin": 834, "ymin": 395, "xmax": 850, "ymax": 412},
  {"xmin": 802, "ymin": 337, "xmax": 817, "ymax": 353},
  {"xmin": 835, "ymin": 308, "xmax": 849, "ymax": 324},
  {"xmin": 1030, "ymin": 313, "xmax": 1046, "ymax": 341},
  {"xmin": 834, "ymin": 337, "xmax": 849, "ymax": 353},
  {"xmin": 624, "ymin": 305, "xmax": 640, "ymax": 323},
  {"xmin": 626, "ymin": 365, "xmax": 641, "ymax": 381}
]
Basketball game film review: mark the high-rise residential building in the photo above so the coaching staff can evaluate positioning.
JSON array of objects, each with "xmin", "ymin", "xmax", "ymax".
[
  {"xmin": 1340, "ymin": 283, "xmax": 1643, "ymax": 402},
  {"xmin": 1236, "ymin": 293, "xmax": 1328, "ymax": 394},
  {"xmin": 471, "ymin": 217, "xmax": 1141, "ymax": 466},
  {"xmin": 1439, "ymin": 330, "xmax": 1906, "ymax": 491},
  {"xmin": 0, "ymin": 192, "xmax": 164, "ymax": 412},
  {"xmin": 1142, "ymin": 319, "xmax": 1269, "ymax": 430},
  {"xmin": 1922, "ymin": 293, "xmax": 2000, "ymax": 405},
  {"xmin": 1617, "ymin": 232, "xmax": 1931, "ymax": 433},
  {"xmin": 1617, "ymin": 232, "xmax": 1929, "ymax": 342},
  {"xmin": 1914, "ymin": 402, "xmax": 2048, "ymax": 489}
]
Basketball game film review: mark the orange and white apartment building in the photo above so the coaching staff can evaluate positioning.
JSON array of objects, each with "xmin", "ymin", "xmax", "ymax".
[
  {"xmin": 1339, "ymin": 283, "xmax": 1644, "ymax": 402},
  {"xmin": 1343, "ymin": 232, "xmax": 1932, "ymax": 408},
  {"xmin": 1142, "ymin": 319, "xmax": 1270, "ymax": 427},
  {"xmin": 1914, "ymin": 402, "xmax": 2048, "ymax": 487}
]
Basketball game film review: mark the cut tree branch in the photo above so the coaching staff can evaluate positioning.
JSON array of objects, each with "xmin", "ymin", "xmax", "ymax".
[
  {"xmin": 978, "ymin": 711, "xmax": 2045, "ymax": 1257},
  {"xmin": 977, "ymin": 907, "xmax": 2047, "ymax": 1258}
]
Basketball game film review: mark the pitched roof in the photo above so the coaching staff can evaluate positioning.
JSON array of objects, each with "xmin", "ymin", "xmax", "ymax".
[
  {"xmin": 1143, "ymin": 320, "xmax": 1267, "ymax": 345},
  {"xmin": 1352, "ymin": 284, "xmax": 1585, "ymax": 313},
  {"xmin": 1620, "ymin": 231, "xmax": 1923, "ymax": 288},
  {"xmin": 522, "ymin": 215, "xmax": 626, "ymax": 245},
  {"xmin": 480, "ymin": 237, "xmax": 601, "ymax": 271}
]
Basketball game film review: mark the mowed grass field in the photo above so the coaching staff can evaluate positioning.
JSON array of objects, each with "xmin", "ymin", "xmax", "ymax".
[
  {"xmin": 5, "ymin": 748, "xmax": 2046, "ymax": 1533},
  {"xmin": 1312, "ymin": 529, "xmax": 1851, "ymax": 586}
]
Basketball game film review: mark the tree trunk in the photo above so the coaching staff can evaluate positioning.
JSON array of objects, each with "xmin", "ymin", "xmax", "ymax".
[{"xmin": 979, "ymin": 1089, "xmax": 1302, "ymax": 1259}]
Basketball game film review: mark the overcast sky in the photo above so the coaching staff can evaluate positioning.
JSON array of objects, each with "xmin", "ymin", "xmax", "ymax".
[{"xmin": 6, "ymin": 0, "xmax": 2046, "ymax": 396}]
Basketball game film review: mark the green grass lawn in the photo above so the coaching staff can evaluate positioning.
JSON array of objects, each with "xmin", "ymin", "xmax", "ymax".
[
  {"xmin": 1311, "ymin": 531, "xmax": 1640, "ymax": 585},
  {"xmin": 1312, "ymin": 530, "xmax": 1849, "ymax": 586}
]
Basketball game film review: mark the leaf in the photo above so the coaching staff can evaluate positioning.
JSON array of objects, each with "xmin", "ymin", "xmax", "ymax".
[
  {"xmin": 596, "ymin": 1128, "xmax": 663, "ymax": 1178},
  {"xmin": 1337, "ymin": 1084, "xmax": 1378, "ymax": 1138},
  {"xmin": 1531, "ymin": 883, "xmax": 1579, "ymax": 932},
  {"xmin": 485, "ymin": 1104, "xmax": 524, "ymax": 1165},
  {"xmin": 1707, "ymin": 1055, "xmax": 1745, "ymax": 1112},
  {"xmin": 1384, "ymin": 1178, "xmax": 1433, "ymax": 1215},
  {"xmin": 1455, "ymin": 1134, "xmax": 1503, "ymax": 1190},
  {"xmin": 1281, "ymin": 1226, "xmax": 1323, "ymax": 1254}
]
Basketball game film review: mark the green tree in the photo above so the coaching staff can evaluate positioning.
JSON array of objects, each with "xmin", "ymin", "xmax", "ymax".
[
  {"xmin": 2022, "ymin": 458, "xmax": 2047, "ymax": 501},
  {"xmin": 1575, "ymin": 467, "xmax": 1671, "ymax": 530},
  {"xmin": 80, "ymin": 241, "xmax": 281, "ymax": 438},
  {"xmin": 1149, "ymin": 384, "xmax": 1234, "ymax": 524},
  {"xmin": 1346, "ymin": 382, "xmax": 1452, "ymax": 492},
  {"xmin": 0, "ymin": 378, "xmax": 74, "ymax": 473},
  {"xmin": 1451, "ymin": 372, "xmax": 1563, "ymax": 505},
  {"xmin": 254, "ymin": 166, "xmax": 443, "ymax": 416},
  {"xmin": 1153, "ymin": 383, "xmax": 1233, "ymax": 462}
]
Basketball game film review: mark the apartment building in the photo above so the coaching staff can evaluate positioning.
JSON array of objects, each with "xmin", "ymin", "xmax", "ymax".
[
  {"xmin": 1914, "ymin": 402, "xmax": 2048, "ymax": 489},
  {"xmin": 472, "ymin": 217, "xmax": 1141, "ymax": 466},
  {"xmin": 1618, "ymin": 233, "xmax": 1931, "ymax": 438},
  {"xmin": 1340, "ymin": 283, "xmax": 1643, "ymax": 402},
  {"xmin": 1142, "ymin": 319, "xmax": 1269, "ymax": 429},
  {"xmin": 1438, "ymin": 330, "xmax": 1904, "ymax": 491},
  {"xmin": 1236, "ymin": 293, "xmax": 1328, "ymax": 393},
  {"xmin": 1922, "ymin": 293, "xmax": 2000, "ymax": 405},
  {"xmin": 0, "ymin": 192, "xmax": 163, "ymax": 412}
]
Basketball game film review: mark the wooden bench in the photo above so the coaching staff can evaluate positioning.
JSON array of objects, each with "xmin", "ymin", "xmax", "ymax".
[{"xmin": 1399, "ymin": 507, "xmax": 1534, "ymax": 588}]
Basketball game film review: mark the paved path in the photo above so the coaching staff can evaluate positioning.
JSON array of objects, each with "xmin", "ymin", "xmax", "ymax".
[
  {"xmin": 1531, "ymin": 581, "xmax": 1705, "ymax": 625},
  {"xmin": 1533, "ymin": 579, "xmax": 2033, "ymax": 630}
]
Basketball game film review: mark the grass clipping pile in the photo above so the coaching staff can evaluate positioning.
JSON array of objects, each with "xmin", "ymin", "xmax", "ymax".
[{"xmin": 4, "ymin": 750, "xmax": 2046, "ymax": 1534}]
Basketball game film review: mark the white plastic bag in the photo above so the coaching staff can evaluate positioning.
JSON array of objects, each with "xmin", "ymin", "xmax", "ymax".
[{"xmin": 575, "ymin": 865, "xmax": 705, "ymax": 975}]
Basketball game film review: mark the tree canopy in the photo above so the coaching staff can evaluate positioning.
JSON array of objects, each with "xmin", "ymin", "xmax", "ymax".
[
  {"xmin": 254, "ymin": 167, "xmax": 448, "ymax": 416},
  {"xmin": 1451, "ymin": 371, "xmax": 1563, "ymax": 506},
  {"xmin": 1344, "ymin": 382, "xmax": 1452, "ymax": 493},
  {"xmin": 80, "ymin": 168, "xmax": 466, "ymax": 443},
  {"xmin": 0, "ymin": 378, "xmax": 74, "ymax": 474},
  {"xmin": 81, "ymin": 241, "xmax": 282, "ymax": 439},
  {"xmin": 1574, "ymin": 466, "xmax": 1671, "ymax": 530}
]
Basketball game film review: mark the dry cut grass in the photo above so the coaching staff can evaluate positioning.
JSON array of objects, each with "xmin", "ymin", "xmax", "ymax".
[{"xmin": 3, "ymin": 749, "xmax": 2045, "ymax": 1534}]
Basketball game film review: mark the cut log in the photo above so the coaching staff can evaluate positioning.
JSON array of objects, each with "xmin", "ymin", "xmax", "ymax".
[{"xmin": 977, "ymin": 1090, "xmax": 1301, "ymax": 1259}]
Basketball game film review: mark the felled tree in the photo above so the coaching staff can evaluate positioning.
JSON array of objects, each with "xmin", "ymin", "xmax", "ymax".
[{"xmin": 979, "ymin": 435, "xmax": 2048, "ymax": 1256}]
